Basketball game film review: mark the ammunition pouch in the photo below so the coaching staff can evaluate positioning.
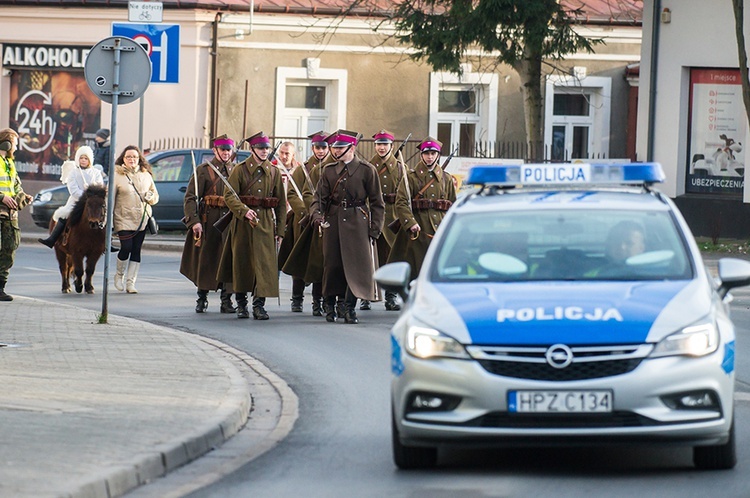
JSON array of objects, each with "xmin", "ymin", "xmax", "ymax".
[{"xmin": 411, "ymin": 198, "xmax": 453, "ymax": 211}]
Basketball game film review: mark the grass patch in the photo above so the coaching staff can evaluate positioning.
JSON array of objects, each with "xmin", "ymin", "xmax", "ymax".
[{"xmin": 695, "ymin": 238, "xmax": 750, "ymax": 254}]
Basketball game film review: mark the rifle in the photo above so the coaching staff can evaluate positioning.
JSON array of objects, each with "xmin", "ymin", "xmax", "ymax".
[
  {"xmin": 189, "ymin": 151, "xmax": 202, "ymax": 246},
  {"xmin": 394, "ymin": 133, "xmax": 412, "ymax": 159},
  {"xmin": 441, "ymin": 148, "xmax": 458, "ymax": 170},
  {"xmin": 230, "ymin": 138, "xmax": 246, "ymax": 163}
]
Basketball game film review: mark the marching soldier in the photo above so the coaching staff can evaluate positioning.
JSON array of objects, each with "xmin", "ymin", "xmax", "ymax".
[
  {"xmin": 179, "ymin": 134, "xmax": 238, "ymax": 313},
  {"xmin": 388, "ymin": 137, "xmax": 457, "ymax": 280},
  {"xmin": 366, "ymin": 129, "xmax": 405, "ymax": 311},
  {"xmin": 281, "ymin": 131, "xmax": 330, "ymax": 317},
  {"xmin": 310, "ymin": 130, "xmax": 385, "ymax": 324},
  {"xmin": 217, "ymin": 131, "xmax": 285, "ymax": 320}
]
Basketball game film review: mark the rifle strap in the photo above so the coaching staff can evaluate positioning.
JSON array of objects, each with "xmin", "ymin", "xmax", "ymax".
[{"xmin": 414, "ymin": 177, "xmax": 436, "ymax": 200}]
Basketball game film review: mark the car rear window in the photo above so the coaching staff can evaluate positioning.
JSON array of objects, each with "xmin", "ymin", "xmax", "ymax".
[{"xmin": 432, "ymin": 209, "xmax": 693, "ymax": 282}]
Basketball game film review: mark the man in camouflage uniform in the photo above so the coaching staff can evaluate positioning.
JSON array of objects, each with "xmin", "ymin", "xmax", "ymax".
[
  {"xmin": 388, "ymin": 137, "xmax": 457, "ymax": 281},
  {"xmin": 179, "ymin": 134, "xmax": 238, "ymax": 313},
  {"xmin": 0, "ymin": 128, "xmax": 33, "ymax": 301},
  {"xmin": 310, "ymin": 130, "xmax": 385, "ymax": 324},
  {"xmin": 217, "ymin": 131, "xmax": 285, "ymax": 320}
]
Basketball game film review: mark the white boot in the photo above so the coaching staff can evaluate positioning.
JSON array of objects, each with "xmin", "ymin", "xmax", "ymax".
[
  {"xmin": 114, "ymin": 259, "xmax": 126, "ymax": 291},
  {"xmin": 126, "ymin": 261, "xmax": 140, "ymax": 294}
]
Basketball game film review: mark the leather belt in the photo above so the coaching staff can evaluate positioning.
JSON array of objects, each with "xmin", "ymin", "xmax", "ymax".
[
  {"xmin": 330, "ymin": 198, "xmax": 366, "ymax": 208},
  {"xmin": 411, "ymin": 198, "xmax": 452, "ymax": 211},
  {"xmin": 239, "ymin": 195, "xmax": 280, "ymax": 208}
]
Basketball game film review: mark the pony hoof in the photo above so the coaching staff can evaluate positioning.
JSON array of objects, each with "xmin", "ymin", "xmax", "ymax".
[
  {"xmin": 86, "ymin": 288, "xmax": 95, "ymax": 294},
  {"xmin": 75, "ymin": 285, "xmax": 83, "ymax": 293},
  {"xmin": 62, "ymin": 288, "xmax": 71, "ymax": 294}
]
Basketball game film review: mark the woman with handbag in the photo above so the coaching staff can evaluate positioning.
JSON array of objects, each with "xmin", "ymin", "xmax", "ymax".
[{"xmin": 112, "ymin": 145, "xmax": 159, "ymax": 293}]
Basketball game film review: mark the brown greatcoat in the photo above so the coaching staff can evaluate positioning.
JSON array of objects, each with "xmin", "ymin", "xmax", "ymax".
[
  {"xmin": 387, "ymin": 160, "xmax": 457, "ymax": 280},
  {"xmin": 276, "ymin": 162, "xmax": 307, "ymax": 269},
  {"xmin": 216, "ymin": 154, "xmax": 285, "ymax": 296},
  {"xmin": 310, "ymin": 157, "xmax": 385, "ymax": 300},
  {"xmin": 179, "ymin": 156, "xmax": 234, "ymax": 290},
  {"xmin": 370, "ymin": 149, "xmax": 404, "ymax": 265},
  {"xmin": 282, "ymin": 154, "xmax": 329, "ymax": 282}
]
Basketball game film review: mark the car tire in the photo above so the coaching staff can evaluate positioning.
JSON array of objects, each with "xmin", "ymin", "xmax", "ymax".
[
  {"xmin": 392, "ymin": 411, "xmax": 437, "ymax": 469},
  {"xmin": 693, "ymin": 418, "xmax": 736, "ymax": 470}
]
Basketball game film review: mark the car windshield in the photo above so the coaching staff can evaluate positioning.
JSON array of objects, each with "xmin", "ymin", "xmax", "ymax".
[{"xmin": 432, "ymin": 209, "xmax": 693, "ymax": 282}]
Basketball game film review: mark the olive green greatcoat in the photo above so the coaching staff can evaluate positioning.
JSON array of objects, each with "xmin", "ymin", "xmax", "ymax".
[
  {"xmin": 179, "ymin": 157, "xmax": 235, "ymax": 290},
  {"xmin": 282, "ymin": 155, "xmax": 328, "ymax": 283},
  {"xmin": 370, "ymin": 149, "xmax": 405, "ymax": 265},
  {"xmin": 310, "ymin": 157, "xmax": 385, "ymax": 300},
  {"xmin": 387, "ymin": 160, "xmax": 457, "ymax": 280},
  {"xmin": 276, "ymin": 163, "xmax": 307, "ymax": 269},
  {"xmin": 216, "ymin": 155, "xmax": 285, "ymax": 296}
]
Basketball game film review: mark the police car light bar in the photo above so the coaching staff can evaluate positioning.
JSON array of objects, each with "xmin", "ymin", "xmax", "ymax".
[{"xmin": 466, "ymin": 162, "xmax": 665, "ymax": 187}]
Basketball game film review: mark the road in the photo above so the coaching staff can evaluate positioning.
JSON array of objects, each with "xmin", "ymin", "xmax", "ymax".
[{"xmin": 10, "ymin": 243, "xmax": 750, "ymax": 498}]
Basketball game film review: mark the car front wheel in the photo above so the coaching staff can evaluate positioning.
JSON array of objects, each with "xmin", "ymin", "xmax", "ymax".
[
  {"xmin": 693, "ymin": 418, "xmax": 736, "ymax": 470},
  {"xmin": 392, "ymin": 410, "xmax": 437, "ymax": 469}
]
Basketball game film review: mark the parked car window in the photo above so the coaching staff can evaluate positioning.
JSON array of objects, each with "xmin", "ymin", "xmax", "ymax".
[{"xmin": 151, "ymin": 153, "xmax": 188, "ymax": 182}]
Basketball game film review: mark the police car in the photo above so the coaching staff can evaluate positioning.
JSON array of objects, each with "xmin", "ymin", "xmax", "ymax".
[{"xmin": 376, "ymin": 162, "xmax": 750, "ymax": 470}]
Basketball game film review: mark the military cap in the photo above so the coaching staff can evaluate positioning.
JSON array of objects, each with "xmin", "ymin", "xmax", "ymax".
[
  {"xmin": 247, "ymin": 131, "xmax": 271, "ymax": 148},
  {"xmin": 418, "ymin": 137, "xmax": 442, "ymax": 152},
  {"xmin": 328, "ymin": 129, "xmax": 359, "ymax": 147},
  {"xmin": 212, "ymin": 134, "xmax": 235, "ymax": 150},
  {"xmin": 372, "ymin": 130, "xmax": 395, "ymax": 144},
  {"xmin": 308, "ymin": 131, "xmax": 329, "ymax": 147}
]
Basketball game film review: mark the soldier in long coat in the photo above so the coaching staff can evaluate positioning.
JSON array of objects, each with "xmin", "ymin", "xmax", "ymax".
[
  {"xmin": 310, "ymin": 130, "xmax": 385, "ymax": 324},
  {"xmin": 280, "ymin": 131, "xmax": 329, "ymax": 316},
  {"xmin": 179, "ymin": 135, "xmax": 237, "ymax": 314},
  {"xmin": 365, "ymin": 129, "xmax": 406, "ymax": 311},
  {"xmin": 217, "ymin": 131, "xmax": 285, "ymax": 320},
  {"xmin": 388, "ymin": 137, "xmax": 457, "ymax": 281}
]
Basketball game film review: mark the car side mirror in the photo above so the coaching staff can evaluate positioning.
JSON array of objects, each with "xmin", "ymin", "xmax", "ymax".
[
  {"xmin": 375, "ymin": 262, "xmax": 411, "ymax": 302},
  {"xmin": 717, "ymin": 257, "xmax": 750, "ymax": 298}
]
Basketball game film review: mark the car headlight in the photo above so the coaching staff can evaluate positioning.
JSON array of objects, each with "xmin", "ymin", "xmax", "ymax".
[
  {"xmin": 651, "ymin": 322, "xmax": 719, "ymax": 358},
  {"xmin": 406, "ymin": 326, "xmax": 469, "ymax": 359},
  {"xmin": 38, "ymin": 192, "xmax": 53, "ymax": 203}
]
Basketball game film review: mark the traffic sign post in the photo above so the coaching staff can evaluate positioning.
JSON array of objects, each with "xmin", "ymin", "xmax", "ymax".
[{"xmin": 84, "ymin": 36, "xmax": 151, "ymax": 321}]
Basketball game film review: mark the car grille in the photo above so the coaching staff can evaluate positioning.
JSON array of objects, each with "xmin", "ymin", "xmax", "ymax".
[
  {"xmin": 467, "ymin": 344, "xmax": 652, "ymax": 381},
  {"xmin": 470, "ymin": 411, "xmax": 657, "ymax": 428}
]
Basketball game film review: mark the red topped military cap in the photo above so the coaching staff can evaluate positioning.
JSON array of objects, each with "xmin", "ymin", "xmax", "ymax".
[
  {"xmin": 328, "ymin": 129, "xmax": 359, "ymax": 147},
  {"xmin": 247, "ymin": 131, "xmax": 271, "ymax": 148},
  {"xmin": 212, "ymin": 134, "xmax": 235, "ymax": 150},
  {"xmin": 418, "ymin": 136, "xmax": 442, "ymax": 152},
  {"xmin": 372, "ymin": 130, "xmax": 394, "ymax": 143},
  {"xmin": 308, "ymin": 131, "xmax": 329, "ymax": 147}
]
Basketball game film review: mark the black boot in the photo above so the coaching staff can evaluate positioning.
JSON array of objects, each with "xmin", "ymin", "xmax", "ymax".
[
  {"xmin": 195, "ymin": 290, "xmax": 208, "ymax": 313},
  {"xmin": 0, "ymin": 278, "xmax": 12, "ymax": 302},
  {"xmin": 384, "ymin": 291, "xmax": 401, "ymax": 311},
  {"xmin": 38, "ymin": 218, "xmax": 66, "ymax": 248},
  {"xmin": 236, "ymin": 293, "xmax": 250, "ymax": 319},
  {"xmin": 336, "ymin": 298, "xmax": 346, "ymax": 322},
  {"xmin": 343, "ymin": 306, "xmax": 359, "ymax": 324},
  {"xmin": 253, "ymin": 297, "xmax": 269, "ymax": 320},
  {"xmin": 311, "ymin": 298, "xmax": 323, "ymax": 317},
  {"xmin": 359, "ymin": 299, "xmax": 371, "ymax": 311},
  {"xmin": 220, "ymin": 289, "xmax": 236, "ymax": 313},
  {"xmin": 324, "ymin": 297, "xmax": 337, "ymax": 322},
  {"xmin": 291, "ymin": 294, "xmax": 303, "ymax": 313}
]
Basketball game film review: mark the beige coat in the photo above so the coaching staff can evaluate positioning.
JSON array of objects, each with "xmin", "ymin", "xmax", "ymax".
[{"xmin": 112, "ymin": 164, "xmax": 159, "ymax": 232}]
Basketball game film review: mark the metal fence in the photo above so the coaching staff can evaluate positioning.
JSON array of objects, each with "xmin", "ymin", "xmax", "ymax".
[{"xmin": 147, "ymin": 136, "xmax": 613, "ymax": 165}]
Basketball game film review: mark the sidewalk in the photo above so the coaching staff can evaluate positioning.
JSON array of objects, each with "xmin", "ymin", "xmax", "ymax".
[{"xmin": 0, "ymin": 297, "xmax": 293, "ymax": 498}]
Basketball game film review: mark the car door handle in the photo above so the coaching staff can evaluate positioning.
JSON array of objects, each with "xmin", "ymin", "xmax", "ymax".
[{"xmin": 179, "ymin": 186, "xmax": 187, "ymax": 192}]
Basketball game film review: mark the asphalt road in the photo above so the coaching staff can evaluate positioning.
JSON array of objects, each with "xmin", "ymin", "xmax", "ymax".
[{"xmin": 9, "ymin": 244, "xmax": 750, "ymax": 498}]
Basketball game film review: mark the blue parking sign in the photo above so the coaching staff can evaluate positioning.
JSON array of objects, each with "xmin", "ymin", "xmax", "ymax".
[{"xmin": 112, "ymin": 23, "xmax": 179, "ymax": 83}]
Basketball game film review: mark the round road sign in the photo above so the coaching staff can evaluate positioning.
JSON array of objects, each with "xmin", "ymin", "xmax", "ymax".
[{"xmin": 84, "ymin": 36, "xmax": 151, "ymax": 105}]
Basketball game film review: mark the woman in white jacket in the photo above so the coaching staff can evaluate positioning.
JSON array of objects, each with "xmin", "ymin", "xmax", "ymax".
[
  {"xmin": 112, "ymin": 145, "xmax": 159, "ymax": 293},
  {"xmin": 39, "ymin": 145, "xmax": 104, "ymax": 248}
]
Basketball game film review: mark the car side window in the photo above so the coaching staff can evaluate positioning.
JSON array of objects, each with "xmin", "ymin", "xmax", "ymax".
[{"xmin": 151, "ymin": 153, "xmax": 188, "ymax": 182}]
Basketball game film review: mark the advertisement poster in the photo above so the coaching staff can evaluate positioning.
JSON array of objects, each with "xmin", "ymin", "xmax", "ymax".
[
  {"xmin": 686, "ymin": 68, "xmax": 746, "ymax": 195},
  {"xmin": 6, "ymin": 63, "xmax": 101, "ymax": 180}
]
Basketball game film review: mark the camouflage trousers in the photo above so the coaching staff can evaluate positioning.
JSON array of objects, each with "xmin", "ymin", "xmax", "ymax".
[{"xmin": 0, "ymin": 219, "xmax": 20, "ymax": 280}]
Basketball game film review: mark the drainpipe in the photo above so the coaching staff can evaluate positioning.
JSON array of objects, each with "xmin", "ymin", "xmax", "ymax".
[
  {"xmin": 210, "ymin": 12, "xmax": 221, "ymax": 139},
  {"xmin": 646, "ymin": 0, "xmax": 661, "ymax": 161}
]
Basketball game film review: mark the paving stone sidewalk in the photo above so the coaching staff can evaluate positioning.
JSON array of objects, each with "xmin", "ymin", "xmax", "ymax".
[{"xmin": 0, "ymin": 297, "xmax": 252, "ymax": 498}]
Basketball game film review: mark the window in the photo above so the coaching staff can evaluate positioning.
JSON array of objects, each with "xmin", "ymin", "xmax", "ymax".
[{"xmin": 285, "ymin": 85, "xmax": 326, "ymax": 109}]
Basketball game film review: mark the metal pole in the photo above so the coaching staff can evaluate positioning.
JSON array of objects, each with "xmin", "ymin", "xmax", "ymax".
[
  {"xmin": 101, "ymin": 38, "xmax": 125, "ymax": 322},
  {"xmin": 138, "ymin": 92, "xmax": 144, "ymax": 150}
]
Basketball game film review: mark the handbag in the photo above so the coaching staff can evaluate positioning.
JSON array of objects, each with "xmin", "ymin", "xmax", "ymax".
[{"xmin": 146, "ymin": 215, "xmax": 159, "ymax": 235}]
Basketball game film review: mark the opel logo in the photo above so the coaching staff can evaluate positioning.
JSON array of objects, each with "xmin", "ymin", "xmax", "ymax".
[{"xmin": 546, "ymin": 344, "xmax": 573, "ymax": 369}]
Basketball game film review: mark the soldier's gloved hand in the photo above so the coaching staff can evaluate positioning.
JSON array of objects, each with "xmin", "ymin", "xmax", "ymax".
[{"xmin": 311, "ymin": 216, "xmax": 323, "ymax": 229}]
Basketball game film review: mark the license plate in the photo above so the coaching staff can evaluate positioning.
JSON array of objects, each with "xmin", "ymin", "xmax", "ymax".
[{"xmin": 508, "ymin": 390, "xmax": 613, "ymax": 413}]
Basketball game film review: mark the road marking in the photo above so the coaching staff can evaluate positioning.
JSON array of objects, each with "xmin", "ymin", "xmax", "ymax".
[{"xmin": 735, "ymin": 392, "xmax": 750, "ymax": 402}]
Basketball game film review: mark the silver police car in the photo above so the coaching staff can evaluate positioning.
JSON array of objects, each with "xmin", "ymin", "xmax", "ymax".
[{"xmin": 376, "ymin": 162, "xmax": 750, "ymax": 470}]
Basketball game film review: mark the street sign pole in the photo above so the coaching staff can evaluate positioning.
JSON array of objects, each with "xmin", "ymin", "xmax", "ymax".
[{"xmin": 85, "ymin": 36, "xmax": 151, "ymax": 322}]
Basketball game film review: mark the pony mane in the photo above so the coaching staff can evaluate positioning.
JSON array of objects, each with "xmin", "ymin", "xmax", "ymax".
[{"xmin": 68, "ymin": 185, "xmax": 107, "ymax": 227}]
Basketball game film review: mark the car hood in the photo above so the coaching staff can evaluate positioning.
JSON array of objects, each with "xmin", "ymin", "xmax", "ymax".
[{"xmin": 411, "ymin": 278, "xmax": 710, "ymax": 346}]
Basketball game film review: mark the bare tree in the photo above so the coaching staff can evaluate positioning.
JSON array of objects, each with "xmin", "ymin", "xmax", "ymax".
[{"xmin": 731, "ymin": 0, "xmax": 750, "ymax": 126}]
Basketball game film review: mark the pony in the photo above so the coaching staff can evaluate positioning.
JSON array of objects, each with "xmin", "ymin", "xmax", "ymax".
[{"xmin": 50, "ymin": 184, "xmax": 107, "ymax": 294}]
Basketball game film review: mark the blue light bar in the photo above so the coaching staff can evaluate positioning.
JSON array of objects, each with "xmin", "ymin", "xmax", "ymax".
[{"xmin": 466, "ymin": 163, "xmax": 665, "ymax": 187}]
